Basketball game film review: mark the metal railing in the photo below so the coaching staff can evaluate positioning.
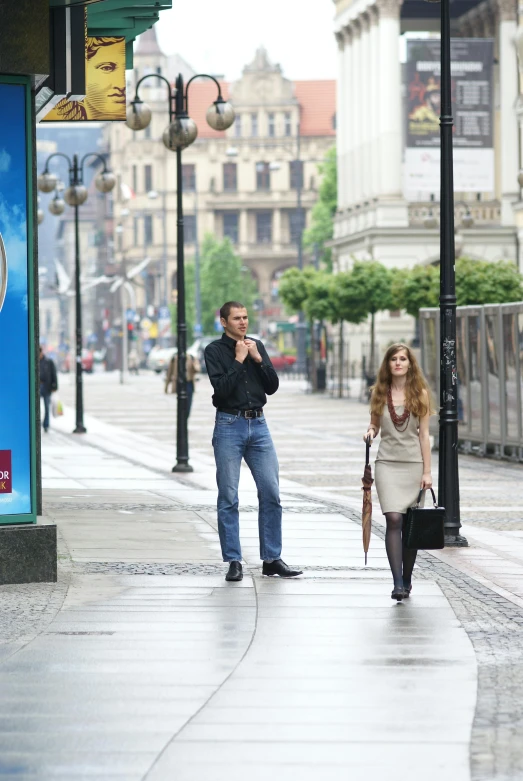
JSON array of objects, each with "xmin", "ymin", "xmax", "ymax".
[{"xmin": 420, "ymin": 302, "xmax": 523, "ymax": 459}]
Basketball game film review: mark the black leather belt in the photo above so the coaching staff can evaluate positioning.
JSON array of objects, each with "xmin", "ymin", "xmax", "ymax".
[{"xmin": 218, "ymin": 408, "xmax": 264, "ymax": 419}]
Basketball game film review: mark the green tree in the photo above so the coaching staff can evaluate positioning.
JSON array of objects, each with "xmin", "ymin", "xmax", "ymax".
[
  {"xmin": 303, "ymin": 146, "xmax": 337, "ymax": 270},
  {"xmin": 199, "ymin": 235, "xmax": 257, "ymax": 334},
  {"xmin": 393, "ymin": 264, "xmax": 439, "ymax": 318},
  {"xmin": 456, "ymin": 258, "xmax": 523, "ymax": 305},
  {"xmin": 338, "ymin": 260, "xmax": 393, "ymax": 376},
  {"xmin": 278, "ymin": 266, "xmax": 316, "ymax": 313}
]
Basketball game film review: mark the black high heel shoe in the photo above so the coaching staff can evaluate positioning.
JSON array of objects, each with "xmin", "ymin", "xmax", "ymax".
[
  {"xmin": 391, "ymin": 586, "xmax": 405, "ymax": 601},
  {"xmin": 403, "ymin": 584, "xmax": 412, "ymax": 598}
]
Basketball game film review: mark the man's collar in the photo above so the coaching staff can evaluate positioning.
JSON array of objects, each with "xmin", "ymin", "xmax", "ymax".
[{"xmin": 221, "ymin": 333, "xmax": 237, "ymax": 348}]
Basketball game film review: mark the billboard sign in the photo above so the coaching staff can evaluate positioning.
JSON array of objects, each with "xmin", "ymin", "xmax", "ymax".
[
  {"xmin": 0, "ymin": 78, "xmax": 36, "ymax": 523},
  {"xmin": 404, "ymin": 38, "xmax": 494, "ymax": 194},
  {"xmin": 42, "ymin": 36, "xmax": 126, "ymax": 122}
]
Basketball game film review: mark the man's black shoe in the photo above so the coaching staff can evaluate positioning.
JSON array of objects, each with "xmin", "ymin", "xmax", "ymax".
[
  {"xmin": 225, "ymin": 561, "xmax": 243, "ymax": 581},
  {"xmin": 262, "ymin": 559, "xmax": 302, "ymax": 578}
]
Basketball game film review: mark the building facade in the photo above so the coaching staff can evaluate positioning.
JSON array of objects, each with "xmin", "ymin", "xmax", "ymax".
[
  {"xmin": 106, "ymin": 30, "xmax": 335, "ymax": 336},
  {"xmin": 332, "ymin": 0, "xmax": 521, "ymax": 368}
]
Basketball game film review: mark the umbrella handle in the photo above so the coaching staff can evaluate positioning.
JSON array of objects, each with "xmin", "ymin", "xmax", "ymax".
[{"xmin": 365, "ymin": 435, "xmax": 371, "ymax": 466}]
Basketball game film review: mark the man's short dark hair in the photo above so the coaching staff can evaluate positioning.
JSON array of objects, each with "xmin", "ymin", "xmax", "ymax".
[{"xmin": 220, "ymin": 301, "xmax": 246, "ymax": 321}]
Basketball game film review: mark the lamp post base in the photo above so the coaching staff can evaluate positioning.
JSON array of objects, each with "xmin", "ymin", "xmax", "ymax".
[
  {"xmin": 444, "ymin": 533, "xmax": 469, "ymax": 548},
  {"xmin": 172, "ymin": 463, "xmax": 193, "ymax": 473},
  {"xmin": 73, "ymin": 425, "xmax": 87, "ymax": 434}
]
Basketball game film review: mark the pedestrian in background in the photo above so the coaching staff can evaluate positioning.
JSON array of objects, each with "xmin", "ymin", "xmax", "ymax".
[
  {"xmin": 363, "ymin": 343, "xmax": 434, "ymax": 600},
  {"xmin": 39, "ymin": 345, "xmax": 58, "ymax": 433},
  {"xmin": 165, "ymin": 352, "xmax": 200, "ymax": 418},
  {"xmin": 204, "ymin": 301, "xmax": 302, "ymax": 582}
]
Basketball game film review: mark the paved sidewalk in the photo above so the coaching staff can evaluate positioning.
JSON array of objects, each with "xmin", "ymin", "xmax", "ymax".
[{"xmin": 0, "ymin": 399, "xmax": 477, "ymax": 779}]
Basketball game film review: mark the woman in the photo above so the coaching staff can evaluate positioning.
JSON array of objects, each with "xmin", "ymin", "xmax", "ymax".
[{"xmin": 364, "ymin": 344, "xmax": 435, "ymax": 601}]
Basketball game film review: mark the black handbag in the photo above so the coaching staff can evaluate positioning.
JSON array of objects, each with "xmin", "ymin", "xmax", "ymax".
[{"xmin": 404, "ymin": 488, "xmax": 445, "ymax": 550}]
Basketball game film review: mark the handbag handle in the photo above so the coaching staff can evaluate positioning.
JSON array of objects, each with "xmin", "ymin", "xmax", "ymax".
[
  {"xmin": 415, "ymin": 487, "xmax": 438, "ymax": 508},
  {"xmin": 365, "ymin": 435, "xmax": 371, "ymax": 466}
]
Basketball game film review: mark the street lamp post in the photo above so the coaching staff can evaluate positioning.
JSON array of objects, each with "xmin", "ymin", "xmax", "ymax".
[
  {"xmin": 126, "ymin": 72, "xmax": 235, "ymax": 472},
  {"xmin": 425, "ymin": 0, "xmax": 468, "ymax": 546},
  {"xmin": 38, "ymin": 154, "xmax": 116, "ymax": 434}
]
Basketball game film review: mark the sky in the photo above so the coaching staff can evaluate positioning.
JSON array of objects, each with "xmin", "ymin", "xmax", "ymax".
[{"xmin": 155, "ymin": 0, "xmax": 338, "ymax": 82}]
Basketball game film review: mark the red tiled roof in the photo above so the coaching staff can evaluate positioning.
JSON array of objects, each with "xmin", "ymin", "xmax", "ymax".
[
  {"xmin": 294, "ymin": 80, "xmax": 336, "ymax": 137},
  {"xmin": 183, "ymin": 79, "xmax": 336, "ymax": 140}
]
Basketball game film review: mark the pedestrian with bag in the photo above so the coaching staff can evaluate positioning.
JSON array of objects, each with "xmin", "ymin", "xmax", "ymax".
[
  {"xmin": 204, "ymin": 301, "xmax": 302, "ymax": 582},
  {"xmin": 363, "ymin": 343, "xmax": 435, "ymax": 600},
  {"xmin": 164, "ymin": 352, "xmax": 200, "ymax": 418},
  {"xmin": 39, "ymin": 345, "xmax": 58, "ymax": 433}
]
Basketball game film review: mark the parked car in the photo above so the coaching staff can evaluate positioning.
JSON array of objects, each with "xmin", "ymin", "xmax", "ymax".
[
  {"xmin": 63, "ymin": 349, "xmax": 94, "ymax": 373},
  {"xmin": 146, "ymin": 346, "xmax": 177, "ymax": 373},
  {"xmin": 264, "ymin": 344, "xmax": 296, "ymax": 371}
]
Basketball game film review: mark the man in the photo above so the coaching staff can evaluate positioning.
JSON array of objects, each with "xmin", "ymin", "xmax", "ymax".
[
  {"xmin": 164, "ymin": 351, "xmax": 200, "ymax": 417},
  {"xmin": 204, "ymin": 301, "xmax": 302, "ymax": 582},
  {"xmin": 39, "ymin": 346, "xmax": 58, "ymax": 433}
]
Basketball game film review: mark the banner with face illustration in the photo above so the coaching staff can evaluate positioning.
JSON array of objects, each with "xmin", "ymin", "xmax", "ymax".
[
  {"xmin": 41, "ymin": 36, "xmax": 126, "ymax": 122},
  {"xmin": 0, "ymin": 79, "xmax": 35, "ymax": 521},
  {"xmin": 404, "ymin": 38, "xmax": 494, "ymax": 195}
]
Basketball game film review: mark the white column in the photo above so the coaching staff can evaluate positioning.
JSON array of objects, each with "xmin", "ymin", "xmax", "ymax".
[
  {"xmin": 498, "ymin": 0, "xmax": 519, "ymax": 225},
  {"xmin": 351, "ymin": 20, "xmax": 362, "ymax": 205},
  {"xmin": 369, "ymin": 6, "xmax": 380, "ymax": 200},
  {"xmin": 377, "ymin": 0, "xmax": 403, "ymax": 199},
  {"xmin": 360, "ymin": 13, "xmax": 371, "ymax": 203},
  {"xmin": 343, "ymin": 25, "xmax": 354, "ymax": 208},
  {"xmin": 335, "ymin": 31, "xmax": 347, "ymax": 210},
  {"xmin": 239, "ymin": 209, "xmax": 248, "ymax": 253}
]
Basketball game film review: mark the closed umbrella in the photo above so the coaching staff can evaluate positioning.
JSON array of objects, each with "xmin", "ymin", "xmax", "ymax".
[{"xmin": 362, "ymin": 435, "xmax": 373, "ymax": 565}]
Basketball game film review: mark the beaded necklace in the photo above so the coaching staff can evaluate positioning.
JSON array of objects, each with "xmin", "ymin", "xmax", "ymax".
[{"xmin": 387, "ymin": 385, "xmax": 410, "ymax": 432}]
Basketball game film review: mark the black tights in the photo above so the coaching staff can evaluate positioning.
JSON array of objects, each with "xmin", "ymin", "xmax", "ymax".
[{"xmin": 384, "ymin": 513, "xmax": 417, "ymax": 589}]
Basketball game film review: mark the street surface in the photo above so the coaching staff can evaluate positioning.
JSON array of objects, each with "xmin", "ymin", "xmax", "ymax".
[{"xmin": 1, "ymin": 370, "xmax": 523, "ymax": 779}]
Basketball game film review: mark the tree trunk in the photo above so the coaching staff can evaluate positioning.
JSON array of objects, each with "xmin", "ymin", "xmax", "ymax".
[
  {"xmin": 309, "ymin": 319, "xmax": 317, "ymax": 391},
  {"xmin": 338, "ymin": 319, "xmax": 344, "ymax": 398}
]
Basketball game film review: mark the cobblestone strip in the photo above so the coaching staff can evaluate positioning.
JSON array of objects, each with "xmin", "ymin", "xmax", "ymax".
[{"xmin": 0, "ymin": 530, "xmax": 72, "ymax": 658}]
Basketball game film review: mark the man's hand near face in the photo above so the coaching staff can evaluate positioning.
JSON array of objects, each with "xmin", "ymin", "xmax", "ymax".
[
  {"xmin": 235, "ymin": 340, "xmax": 249, "ymax": 363},
  {"xmin": 244, "ymin": 339, "xmax": 263, "ymax": 364}
]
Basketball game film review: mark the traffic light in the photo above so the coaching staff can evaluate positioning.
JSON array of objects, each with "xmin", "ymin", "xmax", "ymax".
[{"xmin": 127, "ymin": 322, "xmax": 135, "ymax": 341}]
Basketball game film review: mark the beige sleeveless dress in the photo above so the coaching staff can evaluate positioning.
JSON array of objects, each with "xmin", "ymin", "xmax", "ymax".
[{"xmin": 374, "ymin": 404, "xmax": 423, "ymax": 514}]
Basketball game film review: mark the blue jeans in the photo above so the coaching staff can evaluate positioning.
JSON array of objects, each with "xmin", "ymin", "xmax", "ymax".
[
  {"xmin": 212, "ymin": 411, "xmax": 282, "ymax": 562},
  {"xmin": 40, "ymin": 386, "xmax": 51, "ymax": 430}
]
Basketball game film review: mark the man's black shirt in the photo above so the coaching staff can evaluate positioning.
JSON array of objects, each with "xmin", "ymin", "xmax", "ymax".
[{"xmin": 204, "ymin": 334, "xmax": 279, "ymax": 410}]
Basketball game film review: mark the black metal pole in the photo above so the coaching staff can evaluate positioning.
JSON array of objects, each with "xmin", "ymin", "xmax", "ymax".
[
  {"xmin": 72, "ymin": 155, "xmax": 86, "ymax": 434},
  {"xmin": 295, "ymin": 121, "xmax": 307, "ymax": 377},
  {"xmin": 172, "ymin": 74, "xmax": 193, "ymax": 472},
  {"xmin": 438, "ymin": 0, "xmax": 466, "ymax": 545}
]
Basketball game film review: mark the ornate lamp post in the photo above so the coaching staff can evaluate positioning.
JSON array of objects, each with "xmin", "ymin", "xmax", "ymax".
[
  {"xmin": 38, "ymin": 154, "xmax": 116, "ymax": 434},
  {"xmin": 126, "ymin": 73, "xmax": 235, "ymax": 472},
  {"xmin": 425, "ymin": 0, "xmax": 467, "ymax": 546}
]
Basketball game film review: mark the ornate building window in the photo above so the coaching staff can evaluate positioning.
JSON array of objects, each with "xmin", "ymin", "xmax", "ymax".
[
  {"xmin": 290, "ymin": 160, "xmax": 304, "ymax": 190},
  {"xmin": 234, "ymin": 115, "xmax": 242, "ymax": 138},
  {"xmin": 268, "ymin": 112, "xmax": 275, "ymax": 137},
  {"xmin": 284, "ymin": 112, "xmax": 292, "ymax": 137},
  {"xmin": 144, "ymin": 164, "xmax": 153, "ymax": 193},
  {"xmin": 182, "ymin": 164, "xmax": 196, "ymax": 192},
  {"xmin": 256, "ymin": 211, "xmax": 272, "ymax": 244},
  {"xmin": 251, "ymin": 113, "xmax": 258, "ymax": 137},
  {"xmin": 256, "ymin": 162, "xmax": 270, "ymax": 191},
  {"xmin": 288, "ymin": 209, "xmax": 304, "ymax": 243},
  {"xmin": 184, "ymin": 215, "xmax": 196, "ymax": 244},
  {"xmin": 144, "ymin": 214, "xmax": 153, "ymax": 245},
  {"xmin": 223, "ymin": 163, "xmax": 237, "ymax": 192},
  {"xmin": 223, "ymin": 212, "xmax": 239, "ymax": 243},
  {"xmin": 132, "ymin": 165, "xmax": 137, "ymax": 195}
]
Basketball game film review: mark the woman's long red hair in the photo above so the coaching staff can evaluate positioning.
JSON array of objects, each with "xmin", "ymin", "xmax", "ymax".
[{"xmin": 370, "ymin": 343, "xmax": 435, "ymax": 419}]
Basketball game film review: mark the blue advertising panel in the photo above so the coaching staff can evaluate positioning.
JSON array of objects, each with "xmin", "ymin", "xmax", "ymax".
[{"xmin": 0, "ymin": 78, "xmax": 36, "ymax": 523}]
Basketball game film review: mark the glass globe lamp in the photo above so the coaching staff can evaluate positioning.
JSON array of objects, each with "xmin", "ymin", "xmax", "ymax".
[
  {"xmin": 37, "ymin": 208, "xmax": 45, "ymax": 225},
  {"xmin": 37, "ymin": 171, "xmax": 58, "ymax": 193},
  {"xmin": 206, "ymin": 98, "xmax": 235, "ymax": 131},
  {"xmin": 49, "ymin": 194, "xmax": 65, "ymax": 215},
  {"xmin": 126, "ymin": 99, "xmax": 152, "ymax": 131},
  {"xmin": 95, "ymin": 171, "xmax": 116, "ymax": 193},
  {"xmin": 162, "ymin": 117, "xmax": 198, "ymax": 151},
  {"xmin": 64, "ymin": 185, "xmax": 88, "ymax": 207}
]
